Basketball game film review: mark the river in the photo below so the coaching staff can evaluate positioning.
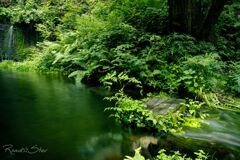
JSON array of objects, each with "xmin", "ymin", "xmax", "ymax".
[
  {"xmin": 0, "ymin": 71, "xmax": 123, "ymax": 160},
  {"xmin": 0, "ymin": 71, "xmax": 239, "ymax": 160}
]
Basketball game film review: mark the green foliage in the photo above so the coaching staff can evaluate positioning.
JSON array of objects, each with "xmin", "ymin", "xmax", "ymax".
[
  {"xmin": 194, "ymin": 150, "xmax": 208, "ymax": 160},
  {"xmin": 104, "ymin": 0, "xmax": 168, "ymax": 34},
  {"xmin": 124, "ymin": 147, "xmax": 145, "ymax": 160},
  {"xmin": 216, "ymin": 0, "xmax": 240, "ymax": 61},
  {"xmin": 226, "ymin": 62, "xmax": 240, "ymax": 95},
  {"xmin": 37, "ymin": 18, "xmax": 231, "ymax": 97},
  {"xmin": 4, "ymin": 0, "xmax": 235, "ymax": 101},
  {"xmin": 1, "ymin": 0, "xmax": 238, "ymax": 109},
  {"xmin": 106, "ymin": 92, "xmax": 205, "ymax": 133},
  {"xmin": 125, "ymin": 147, "xmax": 208, "ymax": 160},
  {"xmin": 0, "ymin": 7, "xmax": 11, "ymax": 21},
  {"xmin": 0, "ymin": 60, "xmax": 37, "ymax": 72},
  {"xmin": 181, "ymin": 100, "xmax": 207, "ymax": 128},
  {"xmin": 157, "ymin": 149, "xmax": 207, "ymax": 160},
  {"xmin": 35, "ymin": 0, "xmax": 89, "ymax": 39},
  {"xmin": 100, "ymin": 71, "xmax": 142, "ymax": 92},
  {"xmin": 183, "ymin": 100, "xmax": 204, "ymax": 117},
  {"xmin": 8, "ymin": 0, "xmax": 42, "ymax": 24},
  {"xmin": 0, "ymin": 0, "xmax": 88, "ymax": 40},
  {"xmin": 36, "ymin": 41, "xmax": 64, "ymax": 72},
  {"xmin": 179, "ymin": 53, "xmax": 226, "ymax": 96}
]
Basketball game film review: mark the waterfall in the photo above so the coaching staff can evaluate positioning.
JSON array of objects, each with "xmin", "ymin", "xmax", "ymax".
[
  {"xmin": 0, "ymin": 24, "xmax": 39, "ymax": 60},
  {"xmin": 6, "ymin": 25, "xmax": 14, "ymax": 59},
  {"xmin": 0, "ymin": 24, "xmax": 3, "ymax": 60}
]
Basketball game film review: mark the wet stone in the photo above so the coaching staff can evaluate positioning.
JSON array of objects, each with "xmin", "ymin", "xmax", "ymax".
[{"xmin": 146, "ymin": 98, "xmax": 185, "ymax": 115}]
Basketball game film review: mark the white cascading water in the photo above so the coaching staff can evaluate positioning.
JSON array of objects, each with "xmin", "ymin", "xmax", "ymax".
[{"xmin": 6, "ymin": 25, "xmax": 14, "ymax": 59}]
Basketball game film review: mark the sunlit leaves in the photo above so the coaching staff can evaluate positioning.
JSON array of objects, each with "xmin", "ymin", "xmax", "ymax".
[
  {"xmin": 125, "ymin": 146, "xmax": 207, "ymax": 160},
  {"xmin": 106, "ymin": 92, "xmax": 205, "ymax": 133},
  {"xmin": 124, "ymin": 147, "xmax": 145, "ymax": 160}
]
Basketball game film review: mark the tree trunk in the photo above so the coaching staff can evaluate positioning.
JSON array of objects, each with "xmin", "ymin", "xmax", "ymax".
[
  {"xmin": 198, "ymin": 0, "xmax": 228, "ymax": 40},
  {"xmin": 168, "ymin": 0, "xmax": 228, "ymax": 40}
]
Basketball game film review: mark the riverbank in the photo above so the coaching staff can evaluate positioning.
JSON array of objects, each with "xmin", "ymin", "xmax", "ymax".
[
  {"xmin": 0, "ymin": 58, "xmax": 239, "ymax": 159},
  {"xmin": 0, "ymin": 60, "xmax": 36, "ymax": 71}
]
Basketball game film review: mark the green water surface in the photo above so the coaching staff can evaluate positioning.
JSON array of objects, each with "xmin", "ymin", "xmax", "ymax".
[
  {"xmin": 0, "ymin": 71, "xmax": 239, "ymax": 160},
  {"xmin": 0, "ymin": 71, "xmax": 122, "ymax": 160}
]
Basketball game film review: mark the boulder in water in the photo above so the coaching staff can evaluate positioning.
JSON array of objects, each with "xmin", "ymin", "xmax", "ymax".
[{"xmin": 146, "ymin": 98, "xmax": 185, "ymax": 115}]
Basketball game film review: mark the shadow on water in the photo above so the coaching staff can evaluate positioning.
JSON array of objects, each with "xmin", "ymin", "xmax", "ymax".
[{"xmin": 0, "ymin": 71, "xmax": 123, "ymax": 160}]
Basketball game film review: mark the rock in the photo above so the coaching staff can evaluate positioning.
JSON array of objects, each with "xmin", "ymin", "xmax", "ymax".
[{"xmin": 146, "ymin": 98, "xmax": 185, "ymax": 115}]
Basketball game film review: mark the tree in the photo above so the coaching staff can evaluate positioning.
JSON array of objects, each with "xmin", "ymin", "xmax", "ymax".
[{"xmin": 168, "ymin": 0, "xmax": 229, "ymax": 40}]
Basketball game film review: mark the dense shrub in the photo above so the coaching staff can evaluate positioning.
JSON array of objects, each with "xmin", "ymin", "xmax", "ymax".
[
  {"xmin": 216, "ymin": 0, "xmax": 240, "ymax": 61},
  {"xmin": 106, "ymin": 92, "xmax": 205, "ymax": 133},
  {"xmin": 226, "ymin": 62, "xmax": 240, "ymax": 95},
  {"xmin": 36, "ymin": 12, "xmax": 233, "ymax": 97}
]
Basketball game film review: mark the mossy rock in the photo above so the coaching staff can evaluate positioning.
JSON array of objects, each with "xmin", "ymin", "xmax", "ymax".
[{"xmin": 146, "ymin": 98, "xmax": 185, "ymax": 115}]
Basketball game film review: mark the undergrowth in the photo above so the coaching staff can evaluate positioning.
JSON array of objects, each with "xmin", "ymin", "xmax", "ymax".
[
  {"xmin": 125, "ymin": 147, "xmax": 207, "ymax": 160},
  {"xmin": 105, "ymin": 91, "xmax": 207, "ymax": 134}
]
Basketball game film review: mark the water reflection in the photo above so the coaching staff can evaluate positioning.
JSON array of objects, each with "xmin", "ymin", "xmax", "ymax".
[
  {"xmin": 0, "ymin": 71, "xmax": 239, "ymax": 160},
  {"xmin": 0, "ymin": 71, "xmax": 122, "ymax": 160}
]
